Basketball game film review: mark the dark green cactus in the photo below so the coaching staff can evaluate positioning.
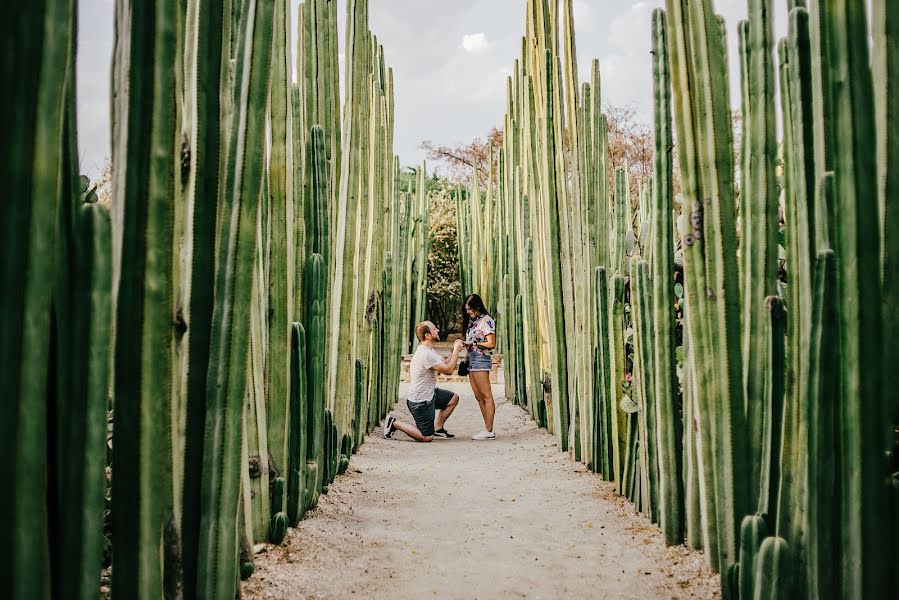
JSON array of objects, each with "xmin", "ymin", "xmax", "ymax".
[
  {"xmin": 607, "ymin": 273, "xmax": 627, "ymax": 493},
  {"xmin": 873, "ymin": 6, "xmax": 899, "ymax": 499},
  {"xmin": 305, "ymin": 125, "xmax": 330, "ymax": 263},
  {"xmin": 739, "ymin": 515, "xmax": 769, "ymax": 600},
  {"xmin": 304, "ymin": 254, "xmax": 326, "ymax": 510},
  {"xmin": 271, "ymin": 476, "xmax": 286, "ymax": 515},
  {"xmin": 354, "ymin": 356, "xmax": 364, "ymax": 449},
  {"xmin": 821, "ymin": 1, "xmax": 891, "ymax": 596},
  {"xmin": 804, "ymin": 245, "xmax": 839, "ymax": 599},
  {"xmin": 329, "ymin": 412, "xmax": 339, "ymax": 486},
  {"xmin": 740, "ymin": 2, "xmax": 781, "ymax": 518},
  {"xmin": 178, "ymin": 0, "xmax": 228, "ymax": 595},
  {"xmin": 269, "ymin": 512, "xmax": 288, "ymax": 546},
  {"xmin": 593, "ymin": 267, "xmax": 612, "ymax": 479},
  {"xmin": 321, "ymin": 409, "xmax": 332, "ymax": 495},
  {"xmin": 650, "ymin": 8, "xmax": 683, "ymax": 546},
  {"xmin": 109, "ymin": 1, "xmax": 180, "ymax": 598},
  {"xmin": 761, "ymin": 297, "xmax": 785, "ymax": 524},
  {"xmin": 632, "ymin": 258, "xmax": 659, "ymax": 523},
  {"xmin": 753, "ymin": 537, "xmax": 793, "ymax": 599},
  {"xmin": 288, "ymin": 323, "xmax": 307, "ymax": 527},
  {"xmin": 339, "ymin": 435, "xmax": 352, "ymax": 475},
  {"xmin": 194, "ymin": 1, "xmax": 273, "ymax": 596}
]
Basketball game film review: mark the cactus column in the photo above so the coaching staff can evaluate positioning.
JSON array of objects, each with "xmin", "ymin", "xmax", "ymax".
[
  {"xmin": 665, "ymin": 0, "xmax": 747, "ymax": 579},
  {"xmin": 109, "ymin": 0, "xmax": 180, "ymax": 597},
  {"xmin": 872, "ymin": 0, "xmax": 899, "ymax": 587},
  {"xmin": 195, "ymin": 0, "xmax": 274, "ymax": 596},
  {"xmin": 178, "ymin": 0, "xmax": 229, "ymax": 594},
  {"xmin": 267, "ymin": 0, "xmax": 297, "ymax": 521},
  {"xmin": 650, "ymin": 8, "xmax": 684, "ymax": 546}
]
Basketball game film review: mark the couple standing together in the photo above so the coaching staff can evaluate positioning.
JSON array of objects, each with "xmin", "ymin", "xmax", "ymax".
[{"xmin": 383, "ymin": 294, "xmax": 497, "ymax": 442}]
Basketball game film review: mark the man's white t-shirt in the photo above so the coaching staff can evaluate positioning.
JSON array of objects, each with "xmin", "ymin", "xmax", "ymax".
[{"xmin": 407, "ymin": 344, "xmax": 444, "ymax": 402}]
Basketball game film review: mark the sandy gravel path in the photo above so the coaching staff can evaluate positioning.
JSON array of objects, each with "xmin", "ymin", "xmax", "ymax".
[{"xmin": 242, "ymin": 381, "xmax": 720, "ymax": 600}]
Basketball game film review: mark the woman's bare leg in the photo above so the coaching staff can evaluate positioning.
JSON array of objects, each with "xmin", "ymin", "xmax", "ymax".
[
  {"xmin": 471, "ymin": 371, "xmax": 495, "ymax": 432},
  {"xmin": 469, "ymin": 376, "xmax": 488, "ymax": 423}
]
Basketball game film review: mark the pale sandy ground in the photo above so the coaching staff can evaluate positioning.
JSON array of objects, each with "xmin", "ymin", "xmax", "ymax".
[{"xmin": 242, "ymin": 379, "xmax": 721, "ymax": 600}]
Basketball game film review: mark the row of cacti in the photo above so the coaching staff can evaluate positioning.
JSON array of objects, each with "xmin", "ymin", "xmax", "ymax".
[
  {"xmin": 1, "ymin": 0, "xmax": 418, "ymax": 598},
  {"xmin": 459, "ymin": 0, "xmax": 897, "ymax": 598}
]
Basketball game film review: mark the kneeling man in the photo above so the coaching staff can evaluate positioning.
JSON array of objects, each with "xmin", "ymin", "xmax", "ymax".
[{"xmin": 384, "ymin": 321, "xmax": 462, "ymax": 441}]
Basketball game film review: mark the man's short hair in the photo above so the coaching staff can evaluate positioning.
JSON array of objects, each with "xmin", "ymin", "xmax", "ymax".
[{"xmin": 415, "ymin": 321, "xmax": 432, "ymax": 341}]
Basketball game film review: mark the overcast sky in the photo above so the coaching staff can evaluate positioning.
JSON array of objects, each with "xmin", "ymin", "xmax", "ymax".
[{"xmin": 76, "ymin": 0, "xmax": 792, "ymax": 180}]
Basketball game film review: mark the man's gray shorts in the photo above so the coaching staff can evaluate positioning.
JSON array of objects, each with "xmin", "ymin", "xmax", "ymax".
[{"xmin": 406, "ymin": 388, "xmax": 454, "ymax": 437}]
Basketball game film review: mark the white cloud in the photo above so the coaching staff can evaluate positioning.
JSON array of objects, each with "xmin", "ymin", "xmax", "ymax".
[{"xmin": 460, "ymin": 33, "xmax": 491, "ymax": 54}]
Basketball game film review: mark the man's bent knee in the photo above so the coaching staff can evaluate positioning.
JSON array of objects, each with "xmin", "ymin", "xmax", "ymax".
[{"xmin": 419, "ymin": 436, "xmax": 434, "ymax": 443}]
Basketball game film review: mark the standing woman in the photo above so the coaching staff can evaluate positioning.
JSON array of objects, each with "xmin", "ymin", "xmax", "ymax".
[{"xmin": 463, "ymin": 294, "xmax": 497, "ymax": 440}]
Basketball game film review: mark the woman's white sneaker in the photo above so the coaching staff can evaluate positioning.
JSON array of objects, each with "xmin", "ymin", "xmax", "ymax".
[{"xmin": 472, "ymin": 430, "xmax": 496, "ymax": 440}]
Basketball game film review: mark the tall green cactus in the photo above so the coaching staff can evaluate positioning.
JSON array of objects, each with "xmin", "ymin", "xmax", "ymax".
[
  {"xmin": 110, "ymin": 1, "xmax": 179, "ymax": 597},
  {"xmin": 541, "ymin": 49, "xmax": 570, "ymax": 450},
  {"xmin": 740, "ymin": 0, "xmax": 780, "ymax": 515},
  {"xmin": 267, "ymin": 0, "xmax": 297, "ymax": 514},
  {"xmin": 178, "ymin": 0, "xmax": 228, "ymax": 594},
  {"xmin": 194, "ymin": 0, "xmax": 273, "ymax": 596},
  {"xmin": 821, "ymin": 1, "xmax": 891, "ymax": 595},
  {"xmin": 665, "ymin": 2, "xmax": 747, "ymax": 580},
  {"xmin": 246, "ymin": 215, "xmax": 271, "ymax": 541},
  {"xmin": 650, "ymin": 8, "xmax": 684, "ymax": 546},
  {"xmin": 0, "ymin": 4, "xmax": 73, "ymax": 595}
]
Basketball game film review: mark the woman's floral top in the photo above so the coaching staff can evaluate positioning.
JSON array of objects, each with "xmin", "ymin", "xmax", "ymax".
[{"xmin": 465, "ymin": 314, "xmax": 496, "ymax": 356}]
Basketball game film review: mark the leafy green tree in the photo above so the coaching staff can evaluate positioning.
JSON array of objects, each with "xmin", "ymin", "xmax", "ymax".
[{"xmin": 426, "ymin": 189, "xmax": 462, "ymax": 335}]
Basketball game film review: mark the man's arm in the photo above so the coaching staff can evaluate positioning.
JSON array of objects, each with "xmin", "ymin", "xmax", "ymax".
[{"xmin": 431, "ymin": 340, "xmax": 464, "ymax": 375}]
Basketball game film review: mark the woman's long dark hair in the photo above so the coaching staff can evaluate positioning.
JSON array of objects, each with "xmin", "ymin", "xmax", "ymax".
[{"xmin": 462, "ymin": 293, "xmax": 490, "ymax": 333}]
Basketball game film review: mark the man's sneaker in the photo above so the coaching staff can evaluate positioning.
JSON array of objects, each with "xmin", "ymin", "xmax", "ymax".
[
  {"xmin": 471, "ymin": 430, "xmax": 496, "ymax": 440},
  {"xmin": 383, "ymin": 415, "xmax": 396, "ymax": 439},
  {"xmin": 434, "ymin": 428, "xmax": 455, "ymax": 439}
]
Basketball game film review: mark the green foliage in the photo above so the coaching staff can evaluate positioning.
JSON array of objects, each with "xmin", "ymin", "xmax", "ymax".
[{"xmin": 427, "ymin": 189, "xmax": 462, "ymax": 333}]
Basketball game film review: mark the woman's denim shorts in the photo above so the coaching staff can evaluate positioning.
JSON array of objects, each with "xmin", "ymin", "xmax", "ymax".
[{"xmin": 468, "ymin": 351, "xmax": 493, "ymax": 372}]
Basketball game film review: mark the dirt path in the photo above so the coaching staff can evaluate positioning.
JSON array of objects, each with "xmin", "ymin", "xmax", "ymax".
[{"xmin": 242, "ymin": 380, "xmax": 720, "ymax": 599}]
